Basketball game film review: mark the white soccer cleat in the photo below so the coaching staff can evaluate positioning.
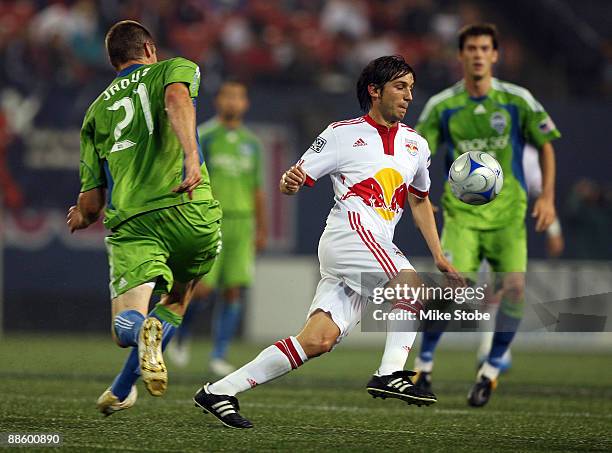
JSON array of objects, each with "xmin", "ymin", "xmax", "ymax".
[
  {"xmin": 210, "ymin": 358, "xmax": 236, "ymax": 376},
  {"xmin": 139, "ymin": 317, "xmax": 167, "ymax": 396},
  {"xmin": 96, "ymin": 385, "xmax": 137, "ymax": 417}
]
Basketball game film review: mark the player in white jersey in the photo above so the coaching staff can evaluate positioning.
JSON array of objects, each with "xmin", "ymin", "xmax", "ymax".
[{"xmin": 192, "ymin": 56, "xmax": 463, "ymax": 429}]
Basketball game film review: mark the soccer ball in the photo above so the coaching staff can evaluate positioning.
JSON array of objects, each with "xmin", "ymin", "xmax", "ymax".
[{"xmin": 448, "ymin": 152, "xmax": 503, "ymax": 205}]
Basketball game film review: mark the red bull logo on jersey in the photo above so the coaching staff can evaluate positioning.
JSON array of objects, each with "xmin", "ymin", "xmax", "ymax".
[
  {"xmin": 405, "ymin": 140, "xmax": 418, "ymax": 156},
  {"xmin": 341, "ymin": 168, "xmax": 407, "ymax": 221}
]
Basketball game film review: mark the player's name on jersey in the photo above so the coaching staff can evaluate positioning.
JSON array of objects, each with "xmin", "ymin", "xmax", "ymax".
[
  {"xmin": 372, "ymin": 309, "xmax": 491, "ymax": 322},
  {"xmin": 102, "ymin": 67, "xmax": 151, "ymax": 101}
]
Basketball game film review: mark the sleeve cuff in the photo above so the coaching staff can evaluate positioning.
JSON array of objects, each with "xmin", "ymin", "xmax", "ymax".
[
  {"xmin": 304, "ymin": 174, "xmax": 316, "ymax": 187},
  {"xmin": 408, "ymin": 185, "xmax": 429, "ymax": 198},
  {"xmin": 80, "ymin": 183, "xmax": 105, "ymax": 193}
]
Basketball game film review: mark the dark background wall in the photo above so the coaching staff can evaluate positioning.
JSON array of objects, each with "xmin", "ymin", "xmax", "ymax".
[{"xmin": 1, "ymin": 0, "xmax": 611, "ymax": 332}]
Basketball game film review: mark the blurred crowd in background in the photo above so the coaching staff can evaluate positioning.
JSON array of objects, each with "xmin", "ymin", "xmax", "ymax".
[
  {"xmin": 0, "ymin": 0, "xmax": 611, "ymax": 261},
  {"xmin": 1, "ymin": 0, "xmax": 610, "ymax": 98}
]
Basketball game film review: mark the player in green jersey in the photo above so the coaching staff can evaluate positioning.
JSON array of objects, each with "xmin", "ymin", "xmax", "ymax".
[
  {"xmin": 66, "ymin": 20, "xmax": 221, "ymax": 416},
  {"xmin": 412, "ymin": 24, "xmax": 561, "ymax": 407},
  {"xmin": 169, "ymin": 80, "xmax": 267, "ymax": 375}
]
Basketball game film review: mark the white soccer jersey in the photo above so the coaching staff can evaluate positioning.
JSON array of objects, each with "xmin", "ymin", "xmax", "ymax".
[{"xmin": 298, "ymin": 114, "xmax": 431, "ymax": 241}]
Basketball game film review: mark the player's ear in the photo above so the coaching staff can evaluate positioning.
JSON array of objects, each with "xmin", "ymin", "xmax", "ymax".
[
  {"xmin": 367, "ymin": 83, "xmax": 381, "ymax": 102},
  {"xmin": 243, "ymin": 91, "xmax": 250, "ymax": 111},
  {"xmin": 457, "ymin": 49, "xmax": 464, "ymax": 63},
  {"xmin": 491, "ymin": 48, "xmax": 499, "ymax": 64},
  {"xmin": 144, "ymin": 41, "xmax": 156, "ymax": 59}
]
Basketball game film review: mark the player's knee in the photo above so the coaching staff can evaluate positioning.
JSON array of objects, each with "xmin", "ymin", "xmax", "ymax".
[
  {"xmin": 111, "ymin": 324, "xmax": 128, "ymax": 348},
  {"xmin": 318, "ymin": 335, "xmax": 337, "ymax": 354},
  {"xmin": 503, "ymin": 283, "xmax": 524, "ymax": 303},
  {"xmin": 224, "ymin": 287, "xmax": 241, "ymax": 302},
  {"xmin": 192, "ymin": 282, "xmax": 211, "ymax": 300},
  {"xmin": 299, "ymin": 334, "xmax": 337, "ymax": 358}
]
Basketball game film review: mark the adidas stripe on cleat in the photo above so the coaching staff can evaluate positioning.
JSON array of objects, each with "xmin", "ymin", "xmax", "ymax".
[
  {"xmin": 139, "ymin": 317, "xmax": 167, "ymax": 397},
  {"xmin": 193, "ymin": 383, "xmax": 253, "ymax": 429},
  {"xmin": 366, "ymin": 370, "xmax": 437, "ymax": 406}
]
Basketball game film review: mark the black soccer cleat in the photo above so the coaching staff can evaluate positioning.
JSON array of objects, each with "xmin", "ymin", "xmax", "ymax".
[
  {"xmin": 467, "ymin": 376, "xmax": 497, "ymax": 407},
  {"xmin": 193, "ymin": 383, "xmax": 253, "ymax": 429},
  {"xmin": 366, "ymin": 370, "xmax": 437, "ymax": 406},
  {"xmin": 413, "ymin": 370, "xmax": 433, "ymax": 394}
]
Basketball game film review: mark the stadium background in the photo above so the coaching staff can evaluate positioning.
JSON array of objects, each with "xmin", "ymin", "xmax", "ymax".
[
  {"xmin": 1, "ymin": 1, "xmax": 611, "ymax": 451},
  {"xmin": 1, "ymin": 0, "xmax": 610, "ymax": 335}
]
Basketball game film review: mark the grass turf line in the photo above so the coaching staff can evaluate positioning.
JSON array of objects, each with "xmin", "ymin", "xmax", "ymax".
[{"xmin": 1, "ymin": 334, "xmax": 611, "ymax": 452}]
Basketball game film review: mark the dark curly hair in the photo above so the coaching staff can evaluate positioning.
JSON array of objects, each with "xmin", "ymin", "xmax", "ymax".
[{"xmin": 356, "ymin": 55, "xmax": 415, "ymax": 112}]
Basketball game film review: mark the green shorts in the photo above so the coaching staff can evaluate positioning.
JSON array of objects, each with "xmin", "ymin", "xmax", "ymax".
[
  {"xmin": 105, "ymin": 201, "xmax": 222, "ymax": 299},
  {"xmin": 441, "ymin": 215, "xmax": 527, "ymax": 274},
  {"xmin": 202, "ymin": 216, "xmax": 255, "ymax": 289}
]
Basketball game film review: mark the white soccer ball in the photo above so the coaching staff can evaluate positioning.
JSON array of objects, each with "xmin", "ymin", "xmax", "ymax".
[{"xmin": 448, "ymin": 152, "xmax": 503, "ymax": 205}]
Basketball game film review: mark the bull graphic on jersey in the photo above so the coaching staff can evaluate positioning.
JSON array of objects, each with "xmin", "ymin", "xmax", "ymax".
[{"xmin": 341, "ymin": 168, "xmax": 407, "ymax": 220}]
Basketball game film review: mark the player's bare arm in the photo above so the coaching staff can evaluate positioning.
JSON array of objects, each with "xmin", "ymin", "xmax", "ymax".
[
  {"xmin": 280, "ymin": 164, "xmax": 306, "ymax": 195},
  {"xmin": 407, "ymin": 193, "xmax": 464, "ymax": 285},
  {"xmin": 165, "ymin": 82, "xmax": 201, "ymax": 198},
  {"xmin": 532, "ymin": 142, "xmax": 556, "ymax": 232},
  {"xmin": 67, "ymin": 187, "xmax": 105, "ymax": 233},
  {"xmin": 255, "ymin": 188, "xmax": 268, "ymax": 250}
]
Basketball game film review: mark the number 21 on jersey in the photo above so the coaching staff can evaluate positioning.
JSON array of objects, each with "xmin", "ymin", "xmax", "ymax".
[{"xmin": 107, "ymin": 83, "xmax": 154, "ymax": 153}]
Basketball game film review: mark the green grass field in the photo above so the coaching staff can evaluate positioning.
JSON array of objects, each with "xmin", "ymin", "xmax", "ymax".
[{"xmin": 1, "ymin": 335, "xmax": 611, "ymax": 452}]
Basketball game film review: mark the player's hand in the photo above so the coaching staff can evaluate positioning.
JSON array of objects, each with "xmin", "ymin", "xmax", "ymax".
[
  {"xmin": 532, "ymin": 194, "xmax": 556, "ymax": 232},
  {"xmin": 280, "ymin": 165, "xmax": 306, "ymax": 195},
  {"xmin": 173, "ymin": 152, "xmax": 201, "ymax": 199},
  {"xmin": 66, "ymin": 205, "xmax": 89, "ymax": 233},
  {"xmin": 434, "ymin": 256, "xmax": 466, "ymax": 288}
]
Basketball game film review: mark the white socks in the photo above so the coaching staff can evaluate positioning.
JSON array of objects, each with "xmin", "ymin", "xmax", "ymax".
[
  {"xmin": 377, "ymin": 330, "xmax": 417, "ymax": 375},
  {"xmin": 478, "ymin": 361, "xmax": 500, "ymax": 381},
  {"xmin": 414, "ymin": 356, "xmax": 433, "ymax": 373},
  {"xmin": 209, "ymin": 336, "xmax": 308, "ymax": 396},
  {"xmin": 376, "ymin": 301, "xmax": 420, "ymax": 376}
]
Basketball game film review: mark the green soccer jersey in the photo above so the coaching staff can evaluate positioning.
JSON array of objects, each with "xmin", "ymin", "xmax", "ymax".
[
  {"xmin": 416, "ymin": 78, "xmax": 561, "ymax": 229},
  {"xmin": 79, "ymin": 57, "xmax": 214, "ymax": 229},
  {"xmin": 198, "ymin": 118, "xmax": 263, "ymax": 216}
]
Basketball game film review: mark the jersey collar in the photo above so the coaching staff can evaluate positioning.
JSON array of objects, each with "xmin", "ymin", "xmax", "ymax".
[
  {"xmin": 363, "ymin": 114, "xmax": 399, "ymax": 132},
  {"xmin": 469, "ymin": 95, "xmax": 488, "ymax": 102},
  {"xmin": 117, "ymin": 64, "xmax": 144, "ymax": 77},
  {"xmin": 363, "ymin": 114, "xmax": 398, "ymax": 156}
]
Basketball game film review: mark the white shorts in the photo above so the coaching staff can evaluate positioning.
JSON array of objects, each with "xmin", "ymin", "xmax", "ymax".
[{"xmin": 307, "ymin": 222, "xmax": 414, "ymax": 342}]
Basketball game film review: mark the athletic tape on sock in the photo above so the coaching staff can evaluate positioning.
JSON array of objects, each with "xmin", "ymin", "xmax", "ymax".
[{"xmin": 152, "ymin": 303, "xmax": 183, "ymax": 327}]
